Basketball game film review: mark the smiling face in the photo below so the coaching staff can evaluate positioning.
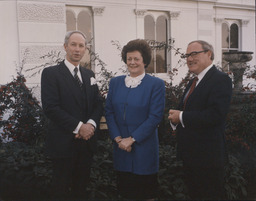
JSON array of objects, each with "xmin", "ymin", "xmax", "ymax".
[
  {"xmin": 126, "ymin": 50, "xmax": 146, "ymax": 77},
  {"xmin": 186, "ymin": 42, "xmax": 212, "ymax": 75},
  {"xmin": 64, "ymin": 33, "xmax": 86, "ymax": 66}
]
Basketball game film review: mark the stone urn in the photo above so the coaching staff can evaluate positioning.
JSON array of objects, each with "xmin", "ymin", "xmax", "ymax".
[{"xmin": 223, "ymin": 51, "xmax": 253, "ymax": 92}]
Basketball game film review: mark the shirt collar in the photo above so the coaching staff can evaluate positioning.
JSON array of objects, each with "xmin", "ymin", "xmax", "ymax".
[
  {"xmin": 64, "ymin": 59, "xmax": 80, "ymax": 74},
  {"xmin": 197, "ymin": 63, "xmax": 213, "ymax": 83},
  {"xmin": 128, "ymin": 72, "xmax": 146, "ymax": 80},
  {"xmin": 125, "ymin": 72, "xmax": 146, "ymax": 88}
]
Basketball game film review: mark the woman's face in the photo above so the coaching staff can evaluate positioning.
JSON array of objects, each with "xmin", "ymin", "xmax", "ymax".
[{"xmin": 126, "ymin": 50, "xmax": 146, "ymax": 77}]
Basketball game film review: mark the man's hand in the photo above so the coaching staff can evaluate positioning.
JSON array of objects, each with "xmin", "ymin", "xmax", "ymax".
[
  {"xmin": 168, "ymin": 109, "xmax": 181, "ymax": 124},
  {"xmin": 76, "ymin": 123, "xmax": 95, "ymax": 140}
]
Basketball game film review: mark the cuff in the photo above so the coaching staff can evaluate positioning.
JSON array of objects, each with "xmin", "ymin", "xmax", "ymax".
[
  {"xmin": 170, "ymin": 122, "xmax": 177, "ymax": 131},
  {"xmin": 87, "ymin": 119, "xmax": 97, "ymax": 129},
  {"xmin": 73, "ymin": 121, "xmax": 83, "ymax": 134},
  {"xmin": 179, "ymin": 111, "xmax": 185, "ymax": 128}
]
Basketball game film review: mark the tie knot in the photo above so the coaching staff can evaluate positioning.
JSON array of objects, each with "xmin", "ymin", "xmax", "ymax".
[{"xmin": 194, "ymin": 77, "xmax": 198, "ymax": 82}]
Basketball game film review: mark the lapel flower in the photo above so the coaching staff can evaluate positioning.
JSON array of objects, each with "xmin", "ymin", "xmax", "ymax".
[{"xmin": 90, "ymin": 77, "xmax": 97, "ymax": 85}]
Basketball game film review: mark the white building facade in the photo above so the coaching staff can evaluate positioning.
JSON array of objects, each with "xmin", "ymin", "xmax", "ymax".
[{"xmin": 0, "ymin": 0, "xmax": 255, "ymax": 94}]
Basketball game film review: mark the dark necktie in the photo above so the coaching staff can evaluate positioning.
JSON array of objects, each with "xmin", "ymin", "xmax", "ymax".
[
  {"xmin": 74, "ymin": 67, "xmax": 83, "ymax": 89},
  {"xmin": 183, "ymin": 77, "xmax": 198, "ymax": 109}
]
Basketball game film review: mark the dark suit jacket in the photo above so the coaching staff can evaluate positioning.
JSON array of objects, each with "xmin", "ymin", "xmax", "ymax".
[
  {"xmin": 176, "ymin": 66, "xmax": 232, "ymax": 168},
  {"xmin": 41, "ymin": 61, "xmax": 103, "ymax": 158}
]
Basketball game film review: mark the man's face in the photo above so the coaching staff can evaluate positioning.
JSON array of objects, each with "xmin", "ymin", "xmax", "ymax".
[
  {"xmin": 64, "ymin": 33, "xmax": 86, "ymax": 66},
  {"xmin": 186, "ymin": 42, "xmax": 212, "ymax": 75}
]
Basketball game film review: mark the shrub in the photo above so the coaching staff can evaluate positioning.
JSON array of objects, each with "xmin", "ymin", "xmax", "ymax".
[
  {"xmin": 0, "ymin": 39, "xmax": 254, "ymax": 200},
  {"xmin": 0, "ymin": 75, "xmax": 47, "ymax": 145},
  {"xmin": 0, "ymin": 142, "xmax": 52, "ymax": 200}
]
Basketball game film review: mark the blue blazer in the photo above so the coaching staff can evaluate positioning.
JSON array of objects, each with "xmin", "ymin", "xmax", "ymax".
[
  {"xmin": 105, "ymin": 74, "xmax": 165, "ymax": 175},
  {"xmin": 177, "ymin": 66, "xmax": 232, "ymax": 168}
]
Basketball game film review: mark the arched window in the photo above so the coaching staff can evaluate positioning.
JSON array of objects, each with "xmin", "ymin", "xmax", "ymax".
[
  {"xmin": 144, "ymin": 15, "xmax": 155, "ymax": 73},
  {"xmin": 66, "ymin": 7, "xmax": 94, "ymax": 69},
  {"xmin": 156, "ymin": 16, "xmax": 167, "ymax": 73},
  {"xmin": 66, "ymin": 10, "xmax": 76, "ymax": 31},
  {"xmin": 144, "ymin": 12, "xmax": 169, "ymax": 74},
  {"xmin": 230, "ymin": 24, "xmax": 239, "ymax": 49},
  {"xmin": 222, "ymin": 21, "xmax": 239, "ymax": 52},
  {"xmin": 222, "ymin": 23, "xmax": 229, "ymax": 49},
  {"xmin": 221, "ymin": 21, "xmax": 240, "ymax": 69}
]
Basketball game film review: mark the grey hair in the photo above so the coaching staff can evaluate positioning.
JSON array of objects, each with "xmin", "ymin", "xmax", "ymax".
[
  {"xmin": 188, "ymin": 40, "xmax": 214, "ymax": 60},
  {"xmin": 64, "ymin": 30, "xmax": 87, "ymax": 45}
]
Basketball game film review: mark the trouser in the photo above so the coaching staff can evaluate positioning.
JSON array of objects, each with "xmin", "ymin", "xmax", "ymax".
[
  {"xmin": 51, "ymin": 140, "xmax": 93, "ymax": 200},
  {"xmin": 183, "ymin": 165, "xmax": 225, "ymax": 200}
]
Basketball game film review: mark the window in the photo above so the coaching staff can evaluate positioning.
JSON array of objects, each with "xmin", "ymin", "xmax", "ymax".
[
  {"xmin": 66, "ymin": 7, "xmax": 94, "ymax": 69},
  {"xmin": 144, "ymin": 12, "xmax": 169, "ymax": 73},
  {"xmin": 222, "ymin": 20, "xmax": 240, "ymax": 69}
]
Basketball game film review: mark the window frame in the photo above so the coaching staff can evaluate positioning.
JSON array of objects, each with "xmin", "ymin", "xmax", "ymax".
[
  {"xmin": 144, "ymin": 11, "xmax": 171, "ymax": 74},
  {"xmin": 66, "ymin": 6, "xmax": 95, "ymax": 70}
]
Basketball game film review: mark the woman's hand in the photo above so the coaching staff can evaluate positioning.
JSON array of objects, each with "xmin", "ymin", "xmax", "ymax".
[{"xmin": 118, "ymin": 137, "xmax": 135, "ymax": 152}]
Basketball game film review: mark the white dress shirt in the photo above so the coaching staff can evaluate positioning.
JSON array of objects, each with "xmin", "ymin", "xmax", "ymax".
[
  {"xmin": 64, "ymin": 59, "xmax": 97, "ymax": 134},
  {"xmin": 171, "ymin": 64, "xmax": 213, "ymax": 130}
]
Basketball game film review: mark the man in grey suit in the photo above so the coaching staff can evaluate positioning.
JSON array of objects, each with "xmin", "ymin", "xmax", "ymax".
[
  {"xmin": 41, "ymin": 31, "xmax": 103, "ymax": 199},
  {"xmin": 169, "ymin": 40, "xmax": 232, "ymax": 200}
]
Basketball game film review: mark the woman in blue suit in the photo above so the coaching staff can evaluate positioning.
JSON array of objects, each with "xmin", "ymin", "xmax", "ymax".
[{"xmin": 105, "ymin": 39, "xmax": 165, "ymax": 200}]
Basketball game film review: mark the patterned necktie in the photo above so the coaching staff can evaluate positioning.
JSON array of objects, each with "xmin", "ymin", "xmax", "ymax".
[
  {"xmin": 74, "ymin": 67, "xmax": 83, "ymax": 89},
  {"xmin": 183, "ymin": 77, "xmax": 198, "ymax": 109}
]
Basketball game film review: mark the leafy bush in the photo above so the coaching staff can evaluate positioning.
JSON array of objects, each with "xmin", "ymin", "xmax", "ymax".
[
  {"xmin": 0, "ymin": 74, "xmax": 47, "ymax": 145},
  {"xmin": 226, "ymin": 93, "xmax": 256, "ymax": 152},
  {"xmin": 0, "ymin": 142, "xmax": 52, "ymax": 200},
  {"xmin": 224, "ymin": 154, "xmax": 247, "ymax": 199},
  {"xmin": 0, "ymin": 39, "xmax": 254, "ymax": 200}
]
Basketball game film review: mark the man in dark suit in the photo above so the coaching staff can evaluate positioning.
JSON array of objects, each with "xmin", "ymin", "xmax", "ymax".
[
  {"xmin": 41, "ymin": 31, "xmax": 103, "ymax": 199},
  {"xmin": 168, "ymin": 40, "xmax": 232, "ymax": 200}
]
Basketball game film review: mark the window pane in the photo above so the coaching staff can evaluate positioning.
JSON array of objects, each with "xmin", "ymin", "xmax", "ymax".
[
  {"xmin": 156, "ymin": 16, "xmax": 167, "ymax": 73},
  {"xmin": 77, "ymin": 11, "xmax": 92, "ymax": 69},
  {"xmin": 222, "ymin": 23, "xmax": 229, "ymax": 49},
  {"xmin": 144, "ymin": 15, "xmax": 155, "ymax": 40},
  {"xmin": 230, "ymin": 23, "xmax": 238, "ymax": 49},
  {"xmin": 77, "ymin": 11, "xmax": 92, "ymax": 42},
  {"xmin": 144, "ymin": 15, "xmax": 155, "ymax": 73},
  {"xmin": 66, "ymin": 10, "xmax": 76, "ymax": 31}
]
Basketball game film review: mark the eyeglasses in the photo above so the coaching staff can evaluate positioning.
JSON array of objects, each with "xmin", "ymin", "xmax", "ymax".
[{"xmin": 181, "ymin": 50, "xmax": 208, "ymax": 59}]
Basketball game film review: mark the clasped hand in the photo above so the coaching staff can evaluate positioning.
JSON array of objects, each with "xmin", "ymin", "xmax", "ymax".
[
  {"xmin": 115, "ymin": 136, "xmax": 134, "ymax": 152},
  {"xmin": 168, "ymin": 109, "xmax": 181, "ymax": 124},
  {"xmin": 75, "ymin": 123, "xmax": 95, "ymax": 140}
]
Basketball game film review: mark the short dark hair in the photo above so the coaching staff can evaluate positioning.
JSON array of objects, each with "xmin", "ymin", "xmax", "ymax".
[
  {"xmin": 121, "ymin": 39, "xmax": 152, "ymax": 68},
  {"xmin": 64, "ymin": 31, "xmax": 87, "ymax": 45},
  {"xmin": 188, "ymin": 40, "xmax": 214, "ymax": 60}
]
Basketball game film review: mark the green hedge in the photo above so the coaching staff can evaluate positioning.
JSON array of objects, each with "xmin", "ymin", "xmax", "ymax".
[
  {"xmin": 0, "ymin": 132, "xmax": 248, "ymax": 200},
  {"xmin": 0, "ymin": 73, "xmax": 255, "ymax": 200}
]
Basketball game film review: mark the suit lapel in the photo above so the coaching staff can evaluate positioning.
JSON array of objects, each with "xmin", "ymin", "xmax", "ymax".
[
  {"xmin": 58, "ymin": 61, "xmax": 84, "ymax": 106},
  {"xmin": 193, "ymin": 66, "xmax": 216, "ymax": 92},
  {"xmin": 178, "ymin": 79, "xmax": 194, "ymax": 109},
  {"xmin": 180, "ymin": 66, "xmax": 217, "ymax": 109},
  {"xmin": 80, "ymin": 67, "xmax": 92, "ymax": 109}
]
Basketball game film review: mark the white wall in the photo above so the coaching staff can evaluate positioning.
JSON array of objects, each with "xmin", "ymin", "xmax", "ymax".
[
  {"xmin": 0, "ymin": 0, "xmax": 255, "ymax": 88},
  {"xmin": 0, "ymin": 1, "xmax": 20, "ymax": 84}
]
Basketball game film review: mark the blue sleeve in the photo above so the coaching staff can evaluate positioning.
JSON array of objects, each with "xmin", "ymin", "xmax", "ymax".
[{"xmin": 105, "ymin": 78, "xmax": 121, "ymax": 140}]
